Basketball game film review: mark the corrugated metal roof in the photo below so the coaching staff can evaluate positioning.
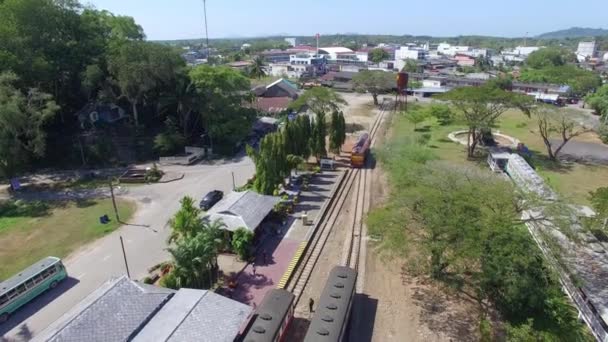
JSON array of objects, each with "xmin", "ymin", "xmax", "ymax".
[
  {"xmin": 204, "ymin": 191, "xmax": 280, "ymax": 232},
  {"xmin": 37, "ymin": 276, "xmax": 175, "ymax": 342},
  {"xmin": 133, "ymin": 289, "xmax": 252, "ymax": 342}
]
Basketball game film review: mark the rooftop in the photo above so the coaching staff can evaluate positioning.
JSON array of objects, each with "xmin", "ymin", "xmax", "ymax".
[
  {"xmin": 252, "ymin": 97, "xmax": 293, "ymax": 113},
  {"xmin": 36, "ymin": 277, "xmax": 252, "ymax": 342},
  {"xmin": 204, "ymin": 191, "xmax": 280, "ymax": 232},
  {"xmin": 38, "ymin": 276, "xmax": 175, "ymax": 342},
  {"xmin": 133, "ymin": 289, "xmax": 252, "ymax": 342}
]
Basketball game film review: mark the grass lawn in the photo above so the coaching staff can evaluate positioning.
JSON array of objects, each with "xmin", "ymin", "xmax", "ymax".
[
  {"xmin": 0, "ymin": 199, "xmax": 135, "ymax": 279},
  {"xmin": 400, "ymin": 106, "xmax": 608, "ymax": 205}
]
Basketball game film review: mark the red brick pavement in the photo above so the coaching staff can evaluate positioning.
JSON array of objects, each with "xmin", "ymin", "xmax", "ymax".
[{"xmin": 231, "ymin": 236, "xmax": 300, "ymax": 306}]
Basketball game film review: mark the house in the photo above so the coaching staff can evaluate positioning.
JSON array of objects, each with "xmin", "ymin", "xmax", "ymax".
[
  {"xmin": 251, "ymin": 78, "xmax": 298, "ymax": 114},
  {"xmin": 77, "ymin": 102, "xmax": 128, "ymax": 128},
  {"xmin": 35, "ymin": 276, "xmax": 252, "ymax": 342},
  {"xmin": 252, "ymin": 116, "xmax": 280, "ymax": 135},
  {"xmin": 577, "ymin": 41, "xmax": 597, "ymax": 62},
  {"xmin": 454, "ymin": 53, "xmax": 476, "ymax": 67},
  {"xmin": 203, "ymin": 190, "xmax": 281, "ymax": 233},
  {"xmin": 227, "ymin": 60, "xmax": 252, "ymax": 70}
]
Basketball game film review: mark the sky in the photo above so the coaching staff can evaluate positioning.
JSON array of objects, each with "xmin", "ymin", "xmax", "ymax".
[{"xmin": 84, "ymin": 0, "xmax": 608, "ymax": 41}]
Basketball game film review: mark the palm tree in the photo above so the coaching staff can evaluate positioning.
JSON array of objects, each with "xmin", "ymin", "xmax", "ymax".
[
  {"xmin": 167, "ymin": 229, "xmax": 219, "ymax": 289},
  {"xmin": 168, "ymin": 196, "xmax": 203, "ymax": 243},
  {"xmin": 248, "ymin": 56, "xmax": 266, "ymax": 79}
]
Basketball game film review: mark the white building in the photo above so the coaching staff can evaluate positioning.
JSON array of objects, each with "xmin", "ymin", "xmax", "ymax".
[
  {"xmin": 318, "ymin": 47, "xmax": 354, "ymax": 61},
  {"xmin": 285, "ymin": 37, "xmax": 297, "ymax": 47},
  {"xmin": 437, "ymin": 43, "xmax": 470, "ymax": 56},
  {"xmin": 576, "ymin": 41, "xmax": 597, "ymax": 62},
  {"xmin": 512, "ymin": 46, "xmax": 540, "ymax": 56},
  {"xmin": 267, "ymin": 63, "xmax": 313, "ymax": 78},
  {"xmin": 395, "ymin": 46, "xmax": 428, "ymax": 61}
]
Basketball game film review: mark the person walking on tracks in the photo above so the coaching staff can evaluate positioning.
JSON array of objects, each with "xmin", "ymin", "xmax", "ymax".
[{"xmin": 309, "ymin": 298, "xmax": 315, "ymax": 313}]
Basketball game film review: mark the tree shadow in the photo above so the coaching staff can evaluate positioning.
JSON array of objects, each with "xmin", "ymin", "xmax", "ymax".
[
  {"xmin": 0, "ymin": 200, "xmax": 51, "ymax": 218},
  {"xmin": 230, "ymin": 273, "xmax": 275, "ymax": 305},
  {"xmin": 527, "ymin": 151, "xmax": 574, "ymax": 174},
  {"xmin": 409, "ymin": 277, "xmax": 479, "ymax": 342},
  {"xmin": 414, "ymin": 126, "xmax": 432, "ymax": 132},
  {"xmin": 284, "ymin": 317, "xmax": 310, "ymax": 342},
  {"xmin": 0, "ymin": 277, "xmax": 80, "ymax": 337}
]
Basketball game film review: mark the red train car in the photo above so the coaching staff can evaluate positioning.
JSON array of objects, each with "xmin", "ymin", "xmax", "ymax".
[{"xmin": 351, "ymin": 132, "xmax": 370, "ymax": 168}]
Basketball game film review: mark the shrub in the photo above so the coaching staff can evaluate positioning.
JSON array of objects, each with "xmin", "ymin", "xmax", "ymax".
[
  {"xmin": 159, "ymin": 271, "xmax": 178, "ymax": 289},
  {"xmin": 143, "ymin": 276, "xmax": 154, "ymax": 284},
  {"xmin": 231, "ymin": 227, "xmax": 254, "ymax": 260},
  {"xmin": 145, "ymin": 163, "xmax": 164, "ymax": 182}
]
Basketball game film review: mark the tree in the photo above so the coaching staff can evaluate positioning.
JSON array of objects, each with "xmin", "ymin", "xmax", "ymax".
[
  {"xmin": 352, "ymin": 70, "xmax": 395, "ymax": 105},
  {"xmin": 526, "ymin": 47, "xmax": 575, "ymax": 69},
  {"xmin": 189, "ymin": 65, "xmax": 255, "ymax": 153},
  {"xmin": 438, "ymin": 85, "xmax": 532, "ymax": 158},
  {"xmin": 154, "ymin": 118, "xmax": 186, "ymax": 156},
  {"xmin": 0, "ymin": 72, "xmax": 58, "ymax": 179},
  {"xmin": 425, "ymin": 104, "xmax": 454, "ymax": 126},
  {"xmin": 231, "ymin": 227, "xmax": 254, "ymax": 260},
  {"xmin": 248, "ymin": 56, "xmax": 266, "ymax": 79},
  {"xmin": 311, "ymin": 112, "xmax": 327, "ymax": 160},
  {"xmin": 534, "ymin": 106, "xmax": 592, "ymax": 161},
  {"xmin": 247, "ymin": 132, "xmax": 288, "ymax": 195},
  {"xmin": 368, "ymin": 48, "xmax": 390, "ymax": 63},
  {"xmin": 290, "ymin": 87, "xmax": 346, "ymax": 115},
  {"xmin": 168, "ymin": 196, "xmax": 204, "ymax": 243},
  {"xmin": 585, "ymin": 84, "xmax": 608, "ymax": 117},
  {"xmin": 329, "ymin": 110, "xmax": 346, "ymax": 154},
  {"xmin": 401, "ymin": 59, "xmax": 420, "ymax": 73},
  {"xmin": 405, "ymin": 109, "xmax": 428, "ymax": 130},
  {"xmin": 108, "ymin": 41, "xmax": 185, "ymax": 126},
  {"xmin": 519, "ymin": 65, "xmax": 601, "ymax": 96}
]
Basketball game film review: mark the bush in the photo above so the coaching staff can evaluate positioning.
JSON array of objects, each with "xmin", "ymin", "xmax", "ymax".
[
  {"xmin": 479, "ymin": 318, "xmax": 492, "ymax": 342},
  {"xmin": 145, "ymin": 163, "xmax": 164, "ymax": 182},
  {"xmin": 0, "ymin": 200, "xmax": 49, "ymax": 217},
  {"xmin": 143, "ymin": 276, "xmax": 154, "ymax": 284},
  {"xmin": 159, "ymin": 271, "xmax": 178, "ymax": 289},
  {"xmin": 231, "ymin": 227, "xmax": 254, "ymax": 260},
  {"xmin": 426, "ymin": 104, "xmax": 454, "ymax": 126}
]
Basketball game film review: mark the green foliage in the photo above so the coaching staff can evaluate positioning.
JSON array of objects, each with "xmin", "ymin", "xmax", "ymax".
[
  {"xmin": 154, "ymin": 118, "xmax": 186, "ymax": 156},
  {"xmin": 189, "ymin": 65, "xmax": 255, "ymax": 153},
  {"xmin": 329, "ymin": 111, "xmax": 346, "ymax": 154},
  {"xmin": 438, "ymin": 85, "xmax": 533, "ymax": 157},
  {"xmin": 401, "ymin": 59, "xmax": 420, "ymax": 73},
  {"xmin": 405, "ymin": 109, "xmax": 428, "ymax": 130},
  {"xmin": 0, "ymin": 72, "xmax": 58, "ymax": 178},
  {"xmin": 585, "ymin": 84, "xmax": 608, "ymax": 117},
  {"xmin": 248, "ymin": 132, "xmax": 288, "ymax": 195},
  {"xmin": 168, "ymin": 196, "xmax": 204, "ymax": 243},
  {"xmin": 352, "ymin": 70, "xmax": 395, "ymax": 105},
  {"xmin": 368, "ymin": 121, "xmax": 591, "ymax": 340},
  {"xmin": 425, "ymin": 104, "xmax": 454, "ymax": 125},
  {"xmin": 526, "ymin": 47, "xmax": 575, "ymax": 69},
  {"xmin": 486, "ymin": 76, "xmax": 513, "ymax": 90},
  {"xmin": 311, "ymin": 112, "xmax": 328, "ymax": 159},
  {"xmin": 0, "ymin": 200, "xmax": 49, "ymax": 219},
  {"xmin": 248, "ymin": 56, "xmax": 266, "ymax": 79},
  {"xmin": 589, "ymin": 187, "xmax": 608, "ymax": 229},
  {"xmin": 519, "ymin": 65, "xmax": 601, "ymax": 96},
  {"xmin": 479, "ymin": 318, "xmax": 492, "ymax": 342},
  {"xmin": 289, "ymin": 87, "xmax": 346, "ymax": 115},
  {"xmin": 231, "ymin": 227, "xmax": 254, "ymax": 260},
  {"xmin": 108, "ymin": 40, "xmax": 185, "ymax": 126},
  {"xmin": 145, "ymin": 163, "xmax": 164, "ymax": 183},
  {"xmin": 368, "ymin": 48, "xmax": 390, "ymax": 63}
]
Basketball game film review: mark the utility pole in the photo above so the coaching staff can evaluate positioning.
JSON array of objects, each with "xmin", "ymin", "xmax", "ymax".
[
  {"xmin": 232, "ymin": 171, "xmax": 236, "ymax": 190},
  {"xmin": 120, "ymin": 236, "xmax": 131, "ymax": 278},
  {"xmin": 109, "ymin": 181, "xmax": 120, "ymax": 222},
  {"xmin": 203, "ymin": 0, "xmax": 210, "ymax": 60}
]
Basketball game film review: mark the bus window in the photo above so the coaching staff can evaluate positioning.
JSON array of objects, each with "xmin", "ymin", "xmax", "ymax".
[
  {"xmin": 34, "ymin": 274, "xmax": 44, "ymax": 284},
  {"xmin": 26, "ymin": 279, "xmax": 35, "ymax": 288},
  {"xmin": 8, "ymin": 289, "xmax": 18, "ymax": 299},
  {"xmin": 0, "ymin": 295, "xmax": 8, "ymax": 306},
  {"xmin": 48, "ymin": 266, "xmax": 57, "ymax": 275},
  {"xmin": 16, "ymin": 285, "xmax": 26, "ymax": 294}
]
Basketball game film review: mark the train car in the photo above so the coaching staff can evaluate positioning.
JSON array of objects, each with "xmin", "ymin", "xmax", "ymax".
[
  {"xmin": 350, "ymin": 133, "xmax": 370, "ymax": 168},
  {"xmin": 241, "ymin": 289, "xmax": 295, "ymax": 342},
  {"xmin": 303, "ymin": 266, "xmax": 358, "ymax": 342}
]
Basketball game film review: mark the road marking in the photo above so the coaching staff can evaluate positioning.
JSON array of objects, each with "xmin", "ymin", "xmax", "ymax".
[
  {"xmin": 102, "ymin": 254, "xmax": 111, "ymax": 262},
  {"xmin": 75, "ymin": 273, "xmax": 86, "ymax": 280}
]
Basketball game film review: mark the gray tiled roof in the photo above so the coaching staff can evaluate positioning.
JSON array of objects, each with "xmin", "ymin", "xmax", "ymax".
[
  {"xmin": 37, "ymin": 276, "xmax": 174, "ymax": 342},
  {"xmin": 135, "ymin": 289, "xmax": 252, "ymax": 342},
  {"xmin": 204, "ymin": 191, "xmax": 280, "ymax": 232}
]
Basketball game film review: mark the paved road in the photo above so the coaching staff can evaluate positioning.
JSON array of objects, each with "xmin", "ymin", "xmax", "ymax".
[
  {"xmin": 550, "ymin": 139, "xmax": 608, "ymax": 164},
  {"xmin": 1, "ymin": 155, "xmax": 254, "ymax": 341}
]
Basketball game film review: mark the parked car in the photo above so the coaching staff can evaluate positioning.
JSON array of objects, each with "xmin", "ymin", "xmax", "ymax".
[{"xmin": 200, "ymin": 190, "xmax": 223, "ymax": 210}]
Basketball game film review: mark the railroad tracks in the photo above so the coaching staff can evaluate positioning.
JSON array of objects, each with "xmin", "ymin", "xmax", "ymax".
[{"xmin": 284, "ymin": 99, "xmax": 391, "ymax": 306}]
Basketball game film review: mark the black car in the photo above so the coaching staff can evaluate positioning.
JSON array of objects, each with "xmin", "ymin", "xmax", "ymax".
[{"xmin": 200, "ymin": 190, "xmax": 223, "ymax": 210}]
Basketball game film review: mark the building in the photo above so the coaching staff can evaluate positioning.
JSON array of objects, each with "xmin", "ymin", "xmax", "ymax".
[
  {"xmin": 318, "ymin": 47, "xmax": 367, "ymax": 66},
  {"xmin": 395, "ymin": 46, "xmax": 428, "ymax": 61},
  {"xmin": 227, "ymin": 60, "xmax": 253, "ymax": 71},
  {"xmin": 203, "ymin": 190, "xmax": 281, "ymax": 233},
  {"xmin": 284, "ymin": 37, "xmax": 296, "ymax": 47},
  {"xmin": 437, "ymin": 43, "xmax": 470, "ymax": 56},
  {"xmin": 577, "ymin": 41, "xmax": 597, "ymax": 62},
  {"xmin": 251, "ymin": 78, "xmax": 298, "ymax": 114},
  {"xmin": 289, "ymin": 53, "xmax": 327, "ymax": 75},
  {"xmin": 512, "ymin": 46, "xmax": 541, "ymax": 57},
  {"xmin": 454, "ymin": 53, "xmax": 476, "ymax": 67},
  {"xmin": 35, "ymin": 276, "xmax": 252, "ymax": 342},
  {"xmin": 267, "ymin": 63, "xmax": 314, "ymax": 79}
]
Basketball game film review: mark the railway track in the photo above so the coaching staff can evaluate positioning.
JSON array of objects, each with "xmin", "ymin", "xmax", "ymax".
[{"xmin": 285, "ymin": 99, "xmax": 391, "ymax": 306}]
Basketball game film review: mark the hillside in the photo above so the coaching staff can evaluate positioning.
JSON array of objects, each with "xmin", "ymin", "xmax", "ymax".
[{"xmin": 538, "ymin": 27, "xmax": 608, "ymax": 39}]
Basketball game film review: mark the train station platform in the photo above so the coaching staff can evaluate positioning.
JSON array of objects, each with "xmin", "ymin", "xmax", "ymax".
[{"xmin": 228, "ymin": 170, "xmax": 341, "ymax": 306}]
